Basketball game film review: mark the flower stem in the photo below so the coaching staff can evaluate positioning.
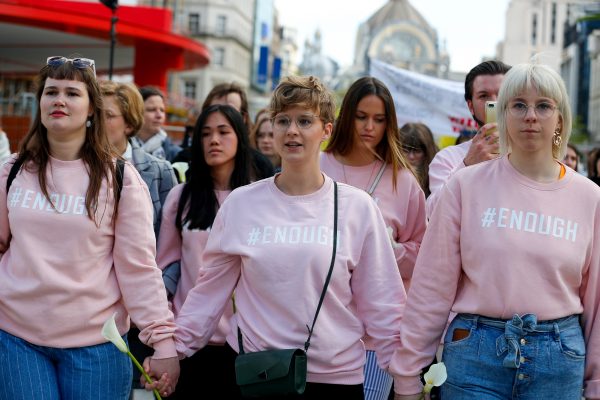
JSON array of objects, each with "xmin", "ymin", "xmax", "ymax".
[{"xmin": 127, "ymin": 351, "xmax": 163, "ymax": 400}]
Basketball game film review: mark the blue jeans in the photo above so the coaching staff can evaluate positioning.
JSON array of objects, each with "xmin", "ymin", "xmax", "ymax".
[
  {"xmin": 441, "ymin": 314, "xmax": 584, "ymax": 400},
  {"xmin": 0, "ymin": 329, "xmax": 132, "ymax": 400}
]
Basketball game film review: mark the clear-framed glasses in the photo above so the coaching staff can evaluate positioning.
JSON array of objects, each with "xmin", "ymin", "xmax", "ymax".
[
  {"xmin": 508, "ymin": 101, "xmax": 557, "ymax": 119},
  {"xmin": 46, "ymin": 56, "xmax": 96, "ymax": 78},
  {"xmin": 272, "ymin": 113, "xmax": 320, "ymax": 132},
  {"xmin": 103, "ymin": 111, "xmax": 123, "ymax": 120},
  {"xmin": 401, "ymin": 145, "xmax": 424, "ymax": 156}
]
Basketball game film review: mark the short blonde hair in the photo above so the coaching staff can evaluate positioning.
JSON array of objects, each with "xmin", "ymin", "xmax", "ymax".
[
  {"xmin": 497, "ymin": 63, "xmax": 572, "ymax": 159},
  {"xmin": 269, "ymin": 76, "xmax": 335, "ymax": 124},
  {"xmin": 100, "ymin": 81, "xmax": 145, "ymax": 136}
]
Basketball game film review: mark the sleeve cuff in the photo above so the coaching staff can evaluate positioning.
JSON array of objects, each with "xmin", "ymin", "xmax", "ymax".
[
  {"xmin": 151, "ymin": 338, "xmax": 178, "ymax": 359},
  {"xmin": 584, "ymin": 379, "xmax": 600, "ymax": 399},
  {"xmin": 393, "ymin": 375, "xmax": 423, "ymax": 395}
]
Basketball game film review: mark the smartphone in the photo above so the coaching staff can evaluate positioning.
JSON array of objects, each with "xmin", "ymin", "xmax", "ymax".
[{"xmin": 485, "ymin": 101, "xmax": 497, "ymax": 135}]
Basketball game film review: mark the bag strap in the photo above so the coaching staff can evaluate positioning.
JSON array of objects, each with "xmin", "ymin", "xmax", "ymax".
[
  {"xmin": 6, "ymin": 158, "xmax": 24, "ymax": 193},
  {"xmin": 115, "ymin": 158, "xmax": 125, "ymax": 204},
  {"xmin": 237, "ymin": 181, "xmax": 339, "ymax": 355},
  {"xmin": 366, "ymin": 161, "xmax": 386, "ymax": 196},
  {"xmin": 304, "ymin": 181, "xmax": 337, "ymax": 352}
]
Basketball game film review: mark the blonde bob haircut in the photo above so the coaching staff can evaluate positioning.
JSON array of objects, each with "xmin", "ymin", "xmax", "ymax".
[
  {"xmin": 497, "ymin": 62, "xmax": 572, "ymax": 160},
  {"xmin": 269, "ymin": 75, "xmax": 335, "ymax": 124},
  {"xmin": 100, "ymin": 81, "xmax": 145, "ymax": 137}
]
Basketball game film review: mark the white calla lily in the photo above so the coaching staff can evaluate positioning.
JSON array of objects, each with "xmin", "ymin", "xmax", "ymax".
[
  {"xmin": 423, "ymin": 362, "xmax": 447, "ymax": 393},
  {"xmin": 101, "ymin": 312, "xmax": 128, "ymax": 353}
]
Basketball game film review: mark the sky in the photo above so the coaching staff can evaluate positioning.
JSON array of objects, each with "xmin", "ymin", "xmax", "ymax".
[{"xmin": 274, "ymin": 0, "xmax": 511, "ymax": 73}]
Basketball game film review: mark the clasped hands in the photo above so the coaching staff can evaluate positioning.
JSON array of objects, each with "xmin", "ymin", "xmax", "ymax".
[{"xmin": 141, "ymin": 356, "xmax": 180, "ymax": 398}]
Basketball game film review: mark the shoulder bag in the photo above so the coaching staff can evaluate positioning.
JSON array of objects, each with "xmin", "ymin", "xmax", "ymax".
[{"xmin": 234, "ymin": 181, "xmax": 339, "ymax": 397}]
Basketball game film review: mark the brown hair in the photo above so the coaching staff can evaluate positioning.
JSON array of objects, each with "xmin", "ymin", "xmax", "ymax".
[
  {"xmin": 202, "ymin": 82, "xmax": 251, "ymax": 131},
  {"xmin": 269, "ymin": 76, "xmax": 335, "ymax": 124},
  {"xmin": 100, "ymin": 81, "xmax": 144, "ymax": 136},
  {"xmin": 399, "ymin": 123, "xmax": 438, "ymax": 196},
  {"xmin": 325, "ymin": 76, "xmax": 411, "ymax": 191},
  {"xmin": 17, "ymin": 60, "xmax": 118, "ymax": 224}
]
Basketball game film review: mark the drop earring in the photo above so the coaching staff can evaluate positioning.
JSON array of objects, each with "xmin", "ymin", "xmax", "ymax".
[
  {"xmin": 86, "ymin": 119, "xmax": 92, "ymax": 128},
  {"xmin": 552, "ymin": 129, "xmax": 562, "ymax": 147}
]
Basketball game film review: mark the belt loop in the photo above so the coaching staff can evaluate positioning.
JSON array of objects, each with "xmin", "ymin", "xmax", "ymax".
[
  {"xmin": 473, "ymin": 314, "xmax": 480, "ymax": 328},
  {"xmin": 553, "ymin": 322, "xmax": 560, "ymax": 341}
]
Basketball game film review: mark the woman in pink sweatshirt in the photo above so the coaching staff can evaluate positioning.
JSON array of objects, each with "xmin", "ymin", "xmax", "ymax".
[
  {"xmin": 156, "ymin": 104, "xmax": 255, "ymax": 398},
  {"xmin": 320, "ymin": 77, "xmax": 426, "ymax": 400},
  {"xmin": 391, "ymin": 63, "xmax": 600, "ymax": 400},
  {"xmin": 0, "ymin": 57, "xmax": 178, "ymax": 399},
  {"xmin": 169, "ymin": 76, "xmax": 406, "ymax": 399}
]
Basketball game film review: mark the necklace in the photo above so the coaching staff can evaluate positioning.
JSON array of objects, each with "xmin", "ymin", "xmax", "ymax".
[{"xmin": 342, "ymin": 160, "xmax": 379, "ymax": 194}]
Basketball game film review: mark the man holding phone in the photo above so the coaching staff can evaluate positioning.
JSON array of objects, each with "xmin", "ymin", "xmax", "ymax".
[{"xmin": 426, "ymin": 60, "xmax": 511, "ymax": 218}]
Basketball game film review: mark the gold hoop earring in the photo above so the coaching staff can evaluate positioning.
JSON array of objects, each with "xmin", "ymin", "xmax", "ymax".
[{"xmin": 553, "ymin": 129, "xmax": 562, "ymax": 147}]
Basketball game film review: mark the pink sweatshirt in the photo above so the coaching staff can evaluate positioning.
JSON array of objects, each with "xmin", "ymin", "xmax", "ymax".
[
  {"xmin": 389, "ymin": 156, "xmax": 600, "ymax": 397},
  {"xmin": 175, "ymin": 175, "xmax": 406, "ymax": 384},
  {"xmin": 426, "ymin": 139, "xmax": 471, "ymax": 218},
  {"xmin": 320, "ymin": 152, "xmax": 426, "ymax": 288},
  {"xmin": 156, "ymin": 184, "xmax": 233, "ymax": 344},
  {"xmin": 0, "ymin": 157, "xmax": 176, "ymax": 358}
]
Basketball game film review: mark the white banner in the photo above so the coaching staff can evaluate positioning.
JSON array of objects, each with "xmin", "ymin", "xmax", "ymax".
[{"xmin": 370, "ymin": 59, "xmax": 476, "ymax": 138}]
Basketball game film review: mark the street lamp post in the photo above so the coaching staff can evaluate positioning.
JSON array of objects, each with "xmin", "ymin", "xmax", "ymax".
[{"xmin": 100, "ymin": 0, "xmax": 119, "ymax": 80}]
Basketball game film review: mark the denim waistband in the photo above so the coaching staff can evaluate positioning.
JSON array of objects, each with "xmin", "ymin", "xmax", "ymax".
[{"xmin": 455, "ymin": 313, "xmax": 581, "ymax": 369}]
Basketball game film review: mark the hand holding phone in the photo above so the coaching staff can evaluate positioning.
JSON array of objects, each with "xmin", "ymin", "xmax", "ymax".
[{"xmin": 485, "ymin": 101, "xmax": 497, "ymax": 135}]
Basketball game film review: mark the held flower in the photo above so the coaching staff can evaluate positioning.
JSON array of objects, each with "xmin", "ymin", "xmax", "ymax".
[
  {"xmin": 102, "ymin": 313, "xmax": 163, "ymax": 400},
  {"xmin": 101, "ymin": 313, "xmax": 128, "ymax": 353},
  {"xmin": 423, "ymin": 362, "xmax": 447, "ymax": 394}
]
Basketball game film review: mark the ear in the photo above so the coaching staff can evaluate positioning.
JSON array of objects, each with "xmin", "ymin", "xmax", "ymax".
[
  {"xmin": 556, "ymin": 114, "xmax": 563, "ymax": 133},
  {"xmin": 321, "ymin": 122, "xmax": 333, "ymax": 142},
  {"xmin": 466, "ymin": 99, "xmax": 475, "ymax": 116},
  {"xmin": 124, "ymin": 125, "xmax": 134, "ymax": 136}
]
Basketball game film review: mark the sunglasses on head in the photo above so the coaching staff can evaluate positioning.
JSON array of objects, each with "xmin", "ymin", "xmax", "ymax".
[{"xmin": 46, "ymin": 56, "xmax": 96, "ymax": 78}]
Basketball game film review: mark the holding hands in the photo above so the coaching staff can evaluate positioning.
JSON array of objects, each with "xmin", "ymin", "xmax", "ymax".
[{"xmin": 142, "ymin": 356, "xmax": 180, "ymax": 398}]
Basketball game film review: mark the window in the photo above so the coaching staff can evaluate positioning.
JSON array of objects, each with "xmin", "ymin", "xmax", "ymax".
[
  {"xmin": 189, "ymin": 13, "xmax": 200, "ymax": 35},
  {"xmin": 213, "ymin": 48, "xmax": 225, "ymax": 66},
  {"xmin": 216, "ymin": 15, "xmax": 227, "ymax": 35},
  {"xmin": 184, "ymin": 81, "xmax": 196, "ymax": 101},
  {"xmin": 531, "ymin": 13, "xmax": 538, "ymax": 45}
]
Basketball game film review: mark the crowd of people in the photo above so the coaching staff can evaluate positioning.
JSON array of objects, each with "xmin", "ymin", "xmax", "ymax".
[{"xmin": 0, "ymin": 54, "xmax": 600, "ymax": 400}]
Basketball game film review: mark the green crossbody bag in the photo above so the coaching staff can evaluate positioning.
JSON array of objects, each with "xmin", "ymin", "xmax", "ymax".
[{"xmin": 234, "ymin": 181, "xmax": 339, "ymax": 398}]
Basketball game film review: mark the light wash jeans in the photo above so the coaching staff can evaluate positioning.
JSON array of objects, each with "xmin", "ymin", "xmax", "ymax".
[
  {"xmin": 441, "ymin": 313, "xmax": 584, "ymax": 400},
  {"xmin": 0, "ymin": 328, "xmax": 132, "ymax": 400}
]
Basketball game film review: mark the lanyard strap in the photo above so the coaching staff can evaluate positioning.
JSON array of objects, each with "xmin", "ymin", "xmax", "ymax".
[{"xmin": 238, "ymin": 181, "xmax": 338, "ymax": 354}]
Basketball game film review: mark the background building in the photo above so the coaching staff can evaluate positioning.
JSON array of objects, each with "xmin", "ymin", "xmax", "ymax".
[
  {"xmin": 353, "ymin": 0, "xmax": 449, "ymax": 78},
  {"xmin": 143, "ymin": 0, "xmax": 256, "ymax": 110}
]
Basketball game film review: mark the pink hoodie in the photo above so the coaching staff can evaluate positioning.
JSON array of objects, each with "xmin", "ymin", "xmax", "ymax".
[
  {"xmin": 0, "ymin": 157, "xmax": 176, "ymax": 358},
  {"xmin": 156, "ymin": 183, "xmax": 233, "ymax": 344},
  {"xmin": 175, "ymin": 175, "xmax": 406, "ymax": 384},
  {"xmin": 390, "ymin": 156, "xmax": 600, "ymax": 397}
]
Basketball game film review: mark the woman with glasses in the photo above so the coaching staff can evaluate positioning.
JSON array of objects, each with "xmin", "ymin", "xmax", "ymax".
[
  {"xmin": 167, "ymin": 76, "xmax": 406, "ymax": 399},
  {"xmin": 399, "ymin": 123, "xmax": 438, "ymax": 198},
  {"xmin": 319, "ymin": 77, "xmax": 426, "ymax": 400},
  {"xmin": 0, "ymin": 57, "xmax": 178, "ymax": 399},
  {"xmin": 155, "ymin": 104, "xmax": 254, "ymax": 398},
  {"xmin": 100, "ymin": 81, "xmax": 177, "ymax": 237},
  {"xmin": 391, "ymin": 63, "xmax": 600, "ymax": 400}
]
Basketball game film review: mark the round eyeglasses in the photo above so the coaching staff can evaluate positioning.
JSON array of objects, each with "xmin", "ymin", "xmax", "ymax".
[
  {"xmin": 508, "ymin": 101, "xmax": 557, "ymax": 119},
  {"xmin": 272, "ymin": 114, "xmax": 320, "ymax": 132}
]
